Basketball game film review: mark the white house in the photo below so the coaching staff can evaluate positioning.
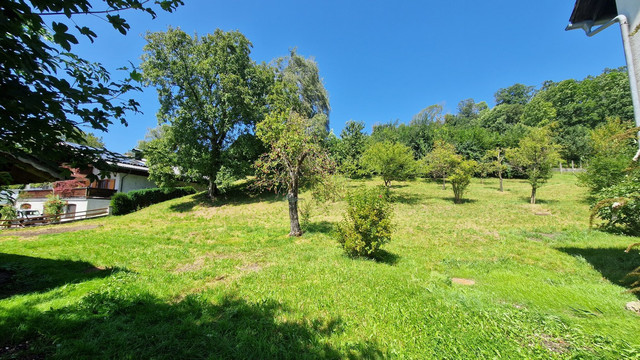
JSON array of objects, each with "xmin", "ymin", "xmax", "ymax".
[{"xmin": 15, "ymin": 154, "xmax": 156, "ymax": 220}]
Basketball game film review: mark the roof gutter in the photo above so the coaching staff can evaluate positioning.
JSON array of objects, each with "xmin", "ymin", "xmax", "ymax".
[{"xmin": 569, "ymin": 15, "xmax": 640, "ymax": 160}]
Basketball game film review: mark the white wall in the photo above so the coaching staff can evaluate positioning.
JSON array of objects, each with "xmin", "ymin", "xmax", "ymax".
[
  {"xmin": 15, "ymin": 199, "xmax": 46, "ymax": 214},
  {"xmin": 118, "ymin": 173, "xmax": 156, "ymax": 193}
]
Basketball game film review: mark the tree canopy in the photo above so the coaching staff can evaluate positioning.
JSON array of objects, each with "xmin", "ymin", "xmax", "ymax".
[{"xmin": 140, "ymin": 27, "xmax": 272, "ymax": 199}]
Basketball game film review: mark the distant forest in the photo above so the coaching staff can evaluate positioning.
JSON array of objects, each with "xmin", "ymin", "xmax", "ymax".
[{"xmin": 328, "ymin": 67, "xmax": 633, "ymax": 168}]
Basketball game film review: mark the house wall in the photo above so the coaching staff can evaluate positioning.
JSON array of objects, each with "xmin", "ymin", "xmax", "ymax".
[
  {"xmin": 15, "ymin": 198, "xmax": 46, "ymax": 214},
  {"xmin": 14, "ymin": 198, "xmax": 110, "ymax": 220},
  {"xmin": 116, "ymin": 173, "xmax": 156, "ymax": 193}
]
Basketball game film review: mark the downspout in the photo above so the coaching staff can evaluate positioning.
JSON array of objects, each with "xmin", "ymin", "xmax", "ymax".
[
  {"xmin": 120, "ymin": 173, "xmax": 129, "ymax": 193},
  {"xmin": 580, "ymin": 15, "xmax": 640, "ymax": 160}
]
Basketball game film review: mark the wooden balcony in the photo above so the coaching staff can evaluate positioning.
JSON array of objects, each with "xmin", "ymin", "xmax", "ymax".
[{"xmin": 19, "ymin": 187, "xmax": 117, "ymax": 199}]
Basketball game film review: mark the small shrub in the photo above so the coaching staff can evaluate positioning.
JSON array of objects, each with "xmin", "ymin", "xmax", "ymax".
[
  {"xmin": 449, "ymin": 160, "xmax": 477, "ymax": 203},
  {"xmin": 111, "ymin": 193, "xmax": 135, "ymax": 216},
  {"xmin": 590, "ymin": 170, "xmax": 640, "ymax": 235},
  {"xmin": 215, "ymin": 166, "xmax": 236, "ymax": 194},
  {"xmin": 44, "ymin": 195, "xmax": 66, "ymax": 222},
  {"xmin": 298, "ymin": 198, "xmax": 312, "ymax": 227},
  {"xmin": 336, "ymin": 188, "xmax": 394, "ymax": 258},
  {"xmin": 0, "ymin": 205, "xmax": 17, "ymax": 228}
]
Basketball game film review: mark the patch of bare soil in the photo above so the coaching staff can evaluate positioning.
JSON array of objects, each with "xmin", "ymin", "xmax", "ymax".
[
  {"xmin": 237, "ymin": 263, "xmax": 262, "ymax": 273},
  {"xmin": 528, "ymin": 232, "xmax": 558, "ymax": 242},
  {"xmin": 451, "ymin": 278, "xmax": 475, "ymax": 286},
  {"xmin": 539, "ymin": 334, "xmax": 570, "ymax": 354},
  {"xmin": 83, "ymin": 266, "xmax": 107, "ymax": 274},
  {"xmin": 0, "ymin": 224, "xmax": 102, "ymax": 238},
  {"xmin": 174, "ymin": 256, "xmax": 209, "ymax": 273}
]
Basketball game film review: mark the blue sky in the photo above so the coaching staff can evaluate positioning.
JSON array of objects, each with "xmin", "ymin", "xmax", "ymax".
[{"xmin": 67, "ymin": 0, "xmax": 627, "ymax": 153}]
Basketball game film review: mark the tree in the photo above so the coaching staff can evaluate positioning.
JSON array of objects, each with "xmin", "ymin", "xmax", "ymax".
[
  {"xmin": 411, "ymin": 104, "xmax": 444, "ymax": 125},
  {"xmin": 255, "ymin": 82, "xmax": 333, "ymax": 236},
  {"xmin": 75, "ymin": 132, "xmax": 106, "ymax": 148},
  {"xmin": 360, "ymin": 142, "xmax": 416, "ymax": 187},
  {"xmin": 494, "ymin": 83, "xmax": 534, "ymax": 106},
  {"xmin": 141, "ymin": 27, "xmax": 271, "ymax": 200},
  {"xmin": 0, "ymin": 0, "xmax": 182, "ymax": 182},
  {"xmin": 423, "ymin": 140, "xmax": 460, "ymax": 189},
  {"xmin": 446, "ymin": 99, "xmax": 488, "ymax": 127},
  {"xmin": 521, "ymin": 97, "xmax": 556, "ymax": 127},
  {"xmin": 483, "ymin": 148, "xmax": 508, "ymax": 192},
  {"xmin": 274, "ymin": 49, "xmax": 330, "ymax": 131},
  {"xmin": 137, "ymin": 125, "xmax": 180, "ymax": 188},
  {"xmin": 449, "ymin": 160, "xmax": 477, "ymax": 204},
  {"xmin": 507, "ymin": 128, "xmax": 561, "ymax": 204},
  {"xmin": 337, "ymin": 120, "xmax": 368, "ymax": 178}
]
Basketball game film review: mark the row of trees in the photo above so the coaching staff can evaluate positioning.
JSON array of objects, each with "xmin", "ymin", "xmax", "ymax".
[
  {"xmin": 347, "ymin": 126, "xmax": 560, "ymax": 204},
  {"xmin": 327, "ymin": 68, "xmax": 631, "ymax": 171}
]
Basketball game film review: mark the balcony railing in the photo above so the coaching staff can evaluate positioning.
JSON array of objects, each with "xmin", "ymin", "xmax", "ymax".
[{"xmin": 19, "ymin": 187, "xmax": 117, "ymax": 199}]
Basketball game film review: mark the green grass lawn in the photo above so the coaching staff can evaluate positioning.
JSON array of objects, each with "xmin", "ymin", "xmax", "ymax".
[{"xmin": 1, "ymin": 174, "xmax": 639, "ymax": 359}]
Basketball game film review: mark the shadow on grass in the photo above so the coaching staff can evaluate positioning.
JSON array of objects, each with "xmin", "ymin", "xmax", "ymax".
[
  {"xmin": 170, "ymin": 184, "xmax": 281, "ymax": 213},
  {"xmin": 391, "ymin": 193, "xmax": 423, "ymax": 205},
  {"xmin": 388, "ymin": 184, "xmax": 408, "ymax": 189},
  {"xmin": 372, "ymin": 249, "xmax": 400, "ymax": 265},
  {"xmin": 0, "ymin": 292, "xmax": 382, "ymax": 359},
  {"xmin": 443, "ymin": 197, "xmax": 478, "ymax": 204},
  {"xmin": 0, "ymin": 253, "xmax": 121, "ymax": 300},
  {"xmin": 557, "ymin": 247, "xmax": 640, "ymax": 297},
  {"xmin": 303, "ymin": 221, "xmax": 334, "ymax": 235},
  {"xmin": 519, "ymin": 197, "xmax": 559, "ymax": 205}
]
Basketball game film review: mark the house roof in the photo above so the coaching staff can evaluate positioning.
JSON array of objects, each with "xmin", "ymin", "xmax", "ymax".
[
  {"xmin": 0, "ymin": 151, "xmax": 65, "ymax": 184},
  {"xmin": 567, "ymin": 0, "xmax": 618, "ymax": 30},
  {"xmin": 65, "ymin": 142, "xmax": 149, "ymax": 174}
]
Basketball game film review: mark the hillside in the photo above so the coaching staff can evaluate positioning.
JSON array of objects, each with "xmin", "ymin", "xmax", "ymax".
[{"xmin": 1, "ymin": 174, "xmax": 639, "ymax": 359}]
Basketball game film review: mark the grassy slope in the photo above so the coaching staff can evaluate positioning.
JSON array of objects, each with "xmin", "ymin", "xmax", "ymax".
[{"xmin": 1, "ymin": 174, "xmax": 639, "ymax": 359}]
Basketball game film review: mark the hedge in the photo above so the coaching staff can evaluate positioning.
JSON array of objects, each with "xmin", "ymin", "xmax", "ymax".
[{"xmin": 111, "ymin": 187, "xmax": 196, "ymax": 215}]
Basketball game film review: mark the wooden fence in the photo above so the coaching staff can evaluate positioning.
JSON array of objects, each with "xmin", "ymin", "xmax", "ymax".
[{"xmin": 0, "ymin": 207, "xmax": 110, "ymax": 229}]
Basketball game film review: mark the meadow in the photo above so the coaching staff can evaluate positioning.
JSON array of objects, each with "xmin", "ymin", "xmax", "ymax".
[{"xmin": 1, "ymin": 174, "xmax": 639, "ymax": 359}]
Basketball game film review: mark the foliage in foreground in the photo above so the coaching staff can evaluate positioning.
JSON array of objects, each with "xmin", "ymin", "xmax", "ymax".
[
  {"xmin": 336, "ymin": 188, "xmax": 394, "ymax": 257},
  {"xmin": 1, "ymin": 0, "xmax": 182, "ymax": 182}
]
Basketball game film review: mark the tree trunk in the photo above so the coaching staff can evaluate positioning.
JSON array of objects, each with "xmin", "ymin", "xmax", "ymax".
[
  {"xmin": 498, "ymin": 172, "xmax": 503, "ymax": 192},
  {"xmin": 442, "ymin": 177, "xmax": 446, "ymax": 190},
  {"xmin": 288, "ymin": 189, "xmax": 302, "ymax": 237},
  {"xmin": 530, "ymin": 186, "xmax": 536, "ymax": 204},
  {"xmin": 207, "ymin": 179, "xmax": 219, "ymax": 201}
]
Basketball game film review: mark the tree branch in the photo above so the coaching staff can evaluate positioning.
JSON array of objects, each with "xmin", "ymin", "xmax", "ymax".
[{"xmin": 35, "ymin": 1, "xmax": 152, "ymax": 16}]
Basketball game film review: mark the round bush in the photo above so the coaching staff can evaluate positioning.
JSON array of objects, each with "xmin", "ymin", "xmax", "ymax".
[
  {"xmin": 336, "ymin": 187, "xmax": 394, "ymax": 257},
  {"xmin": 110, "ymin": 193, "xmax": 135, "ymax": 216}
]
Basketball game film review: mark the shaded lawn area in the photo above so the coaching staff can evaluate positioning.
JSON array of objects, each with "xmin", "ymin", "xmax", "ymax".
[{"xmin": 1, "ymin": 174, "xmax": 640, "ymax": 359}]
